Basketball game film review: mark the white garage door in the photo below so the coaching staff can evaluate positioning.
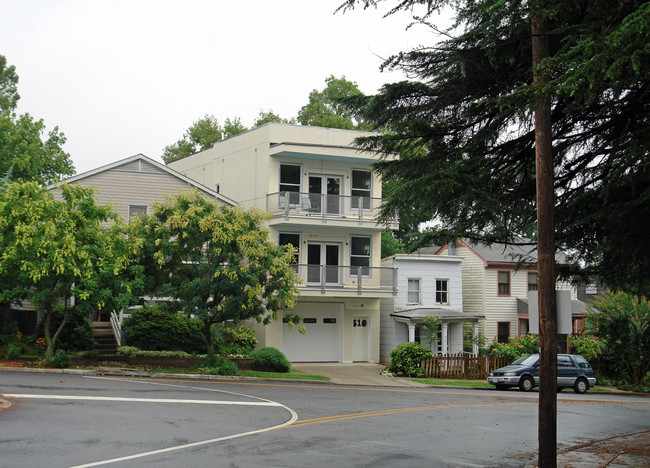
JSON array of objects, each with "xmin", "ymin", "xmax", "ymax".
[{"xmin": 282, "ymin": 309, "xmax": 342, "ymax": 362}]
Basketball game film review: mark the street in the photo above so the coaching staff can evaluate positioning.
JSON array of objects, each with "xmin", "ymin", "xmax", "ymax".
[{"xmin": 1, "ymin": 372, "xmax": 649, "ymax": 467}]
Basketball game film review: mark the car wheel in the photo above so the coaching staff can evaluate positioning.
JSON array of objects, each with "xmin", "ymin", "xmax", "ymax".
[
  {"xmin": 495, "ymin": 384, "xmax": 509, "ymax": 391},
  {"xmin": 519, "ymin": 376, "xmax": 534, "ymax": 392},
  {"xmin": 574, "ymin": 378, "xmax": 588, "ymax": 394}
]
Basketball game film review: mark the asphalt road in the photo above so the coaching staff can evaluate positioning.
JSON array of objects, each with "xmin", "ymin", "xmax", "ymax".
[{"xmin": 1, "ymin": 372, "xmax": 649, "ymax": 468}]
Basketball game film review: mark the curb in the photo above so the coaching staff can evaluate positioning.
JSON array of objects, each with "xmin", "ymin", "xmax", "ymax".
[{"xmin": 1, "ymin": 366, "xmax": 647, "ymax": 395}]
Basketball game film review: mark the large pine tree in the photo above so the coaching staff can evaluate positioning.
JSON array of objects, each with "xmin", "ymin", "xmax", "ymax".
[{"xmin": 340, "ymin": 0, "xmax": 650, "ymax": 296}]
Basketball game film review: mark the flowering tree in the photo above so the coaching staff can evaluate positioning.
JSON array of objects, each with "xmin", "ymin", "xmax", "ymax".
[
  {"xmin": 0, "ymin": 182, "xmax": 136, "ymax": 358},
  {"xmin": 134, "ymin": 190, "xmax": 299, "ymax": 363},
  {"xmin": 585, "ymin": 292, "xmax": 649, "ymax": 387}
]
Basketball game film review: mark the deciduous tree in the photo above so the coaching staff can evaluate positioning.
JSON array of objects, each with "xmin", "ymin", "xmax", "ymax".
[
  {"xmin": 0, "ymin": 182, "xmax": 134, "ymax": 357},
  {"xmin": 162, "ymin": 115, "xmax": 248, "ymax": 164},
  {"xmin": 135, "ymin": 191, "xmax": 299, "ymax": 362}
]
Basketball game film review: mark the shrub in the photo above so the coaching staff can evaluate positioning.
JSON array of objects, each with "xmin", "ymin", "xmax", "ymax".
[
  {"xmin": 213, "ymin": 324, "xmax": 259, "ymax": 356},
  {"xmin": 488, "ymin": 333, "xmax": 540, "ymax": 362},
  {"xmin": 250, "ymin": 347, "xmax": 291, "ymax": 372},
  {"xmin": 567, "ymin": 334, "xmax": 602, "ymax": 362},
  {"xmin": 117, "ymin": 346, "xmax": 194, "ymax": 358},
  {"xmin": 33, "ymin": 310, "xmax": 96, "ymax": 352},
  {"xmin": 584, "ymin": 292, "xmax": 650, "ymax": 387},
  {"xmin": 389, "ymin": 342, "xmax": 433, "ymax": 377},
  {"xmin": 44, "ymin": 349, "xmax": 71, "ymax": 368},
  {"xmin": 122, "ymin": 306, "xmax": 205, "ymax": 353},
  {"xmin": 190, "ymin": 355, "xmax": 238, "ymax": 376}
]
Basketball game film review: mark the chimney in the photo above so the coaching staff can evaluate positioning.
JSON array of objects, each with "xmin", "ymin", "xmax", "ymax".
[{"xmin": 448, "ymin": 239, "xmax": 455, "ymax": 256}]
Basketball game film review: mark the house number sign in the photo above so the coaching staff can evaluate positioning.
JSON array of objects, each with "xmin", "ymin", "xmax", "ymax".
[{"xmin": 353, "ymin": 319, "xmax": 367, "ymax": 327}]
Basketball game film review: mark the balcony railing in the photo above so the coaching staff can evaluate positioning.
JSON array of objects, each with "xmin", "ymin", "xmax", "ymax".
[
  {"xmin": 291, "ymin": 264, "xmax": 397, "ymax": 295},
  {"xmin": 267, "ymin": 191, "xmax": 391, "ymax": 224}
]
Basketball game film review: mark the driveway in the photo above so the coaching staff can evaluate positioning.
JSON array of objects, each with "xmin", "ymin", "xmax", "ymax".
[{"xmin": 291, "ymin": 362, "xmax": 428, "ymax": 387}]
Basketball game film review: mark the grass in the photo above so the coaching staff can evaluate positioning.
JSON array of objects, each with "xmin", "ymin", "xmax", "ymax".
[
  {"xmin": 147, "ymin": 367, "xmax": 330, "ymax": 381},
  {"xmin": 410, "ymin": 378, "xmax": 493, "ymax": 388}
]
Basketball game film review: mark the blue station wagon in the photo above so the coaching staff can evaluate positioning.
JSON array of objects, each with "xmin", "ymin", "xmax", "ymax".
[{"xmin": 487, "ymin": 353, "xmax": 597, "ymax": 393}]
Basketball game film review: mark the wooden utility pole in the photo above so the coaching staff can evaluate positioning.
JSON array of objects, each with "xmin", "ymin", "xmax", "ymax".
[{"xmin": 532, "ymin": 11, "xmax": 558, "ymax": 468}]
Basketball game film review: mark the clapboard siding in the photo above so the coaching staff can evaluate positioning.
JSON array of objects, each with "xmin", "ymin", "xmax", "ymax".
[{"xmin": 53, "ymin": 169, "xmax": 223, "ymax": 222}]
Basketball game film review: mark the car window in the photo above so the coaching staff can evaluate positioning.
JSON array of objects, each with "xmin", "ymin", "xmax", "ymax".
[
  {"xmin": 573, "ymin": 355, "xmax": 591, "ymax": 369},
  {"xmin": 558, "ymin": 356, "xmax": 572, "ymax": 367},
  {"xmin": 511, "ymin": 354, "xmax": 538, "ymax": 366}
]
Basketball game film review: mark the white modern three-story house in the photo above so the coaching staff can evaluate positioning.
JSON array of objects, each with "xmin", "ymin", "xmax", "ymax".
[{"xmin": 169, "ymin": 123, "xmax": 398, "ymax": 362}]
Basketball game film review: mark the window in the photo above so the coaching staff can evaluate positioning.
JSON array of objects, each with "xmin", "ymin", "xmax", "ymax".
[
  {"xmin": 407, "ymin": 279, "xmax": 421, "ymax": 304},
  {"xmin": 528, "ymin": 272, "xmax": 538, "ymax": 291},
  {"xmin": 497, "ymin": 321, "xmax": 510, "ymax": 343},
  {"xmin": 279, "ymin": 164, "xmax": 301, "ymax": 204},
  {"xmin": 350, "ymin": 236, "xmax": 370, "ymax": 275},
  {"xmin": 585, "ymin": 283, "xmax": 598, "ymax": 294},
  {"xmin": 498, "ymin": 271, "xmax": 510, "ymax": 296},
  {"xmin": 351, "ymin": 170, "xmax": 371, "ymax": 209},
  {"xmin": 279, "ymin": 233, "xmax": 300, "ymax": 268},
  {"xmin": 214, "ymin": 183, "xmax": 220, "ymax": 193},
  {"xmin": 519, "ymin": 318, "xmax": 529, "ymax": 336},
  {"xmin": 557, "ymin": 355, "xmax": 572, "ymax": 367},
  {"xmin": 128, "ymin": 205, "xmax": 147, "ymax": 222},
  {"xmin": 435, "ymin": 279, "xmax": 448, "ymax": 304}
]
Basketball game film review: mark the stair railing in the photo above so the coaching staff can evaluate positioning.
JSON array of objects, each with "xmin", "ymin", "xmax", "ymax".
[{"xmin": 109, "ymin": 310, "xmax": 124, "ymax": 346}]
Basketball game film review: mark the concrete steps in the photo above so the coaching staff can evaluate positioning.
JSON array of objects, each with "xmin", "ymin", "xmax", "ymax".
[{"xmin": 92, "ymin": 322, "xmax": 118, "ymax": 355}]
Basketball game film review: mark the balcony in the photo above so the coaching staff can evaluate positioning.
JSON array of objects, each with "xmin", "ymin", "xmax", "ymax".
[
  {"xmin": 266, "ymin": 191, "xmax": 395, "ymax": 226},
  {"xmin": 291, "ymin": 264, "xmax": 397, "ymax": 295}
]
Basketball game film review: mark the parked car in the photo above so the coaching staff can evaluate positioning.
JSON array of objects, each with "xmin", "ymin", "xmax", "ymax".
[{"xmin": 487, "ymin": 353, "xmax": 597, "ymax": 393}]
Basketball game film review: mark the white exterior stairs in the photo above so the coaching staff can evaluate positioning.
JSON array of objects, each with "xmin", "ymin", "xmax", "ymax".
[{"xmin": 92, "ymin": 321, "xmax": 118, "ymax": 355}]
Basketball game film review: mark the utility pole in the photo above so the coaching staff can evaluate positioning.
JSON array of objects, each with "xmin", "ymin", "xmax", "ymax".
[{"xmin": 531, "ymin": 10, "xmax": 557, "ymax": 468}]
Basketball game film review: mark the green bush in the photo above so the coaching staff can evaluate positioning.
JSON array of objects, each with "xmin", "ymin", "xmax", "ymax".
[
  {"xmin": 190, "ymin": 355, "xmax": 238, "ymax": 376},
  {"xmin": 213, "ymin": 324, "xmax": 259, "ymax": 355},
  {"xmin": 33, "ymin": 310, "xmax": 96, "ymax": 353},
  {"xmin": 117, "ymin": 346, "xmax": 194, "ymax": 358},
  {"xmin": 585, "ymin": 292, "xmax": 650, "ymax": 387},
  {"xmin": 122, "ymin": 306, "xmax": 205, "ymax": 353},
  {"xmin": 389, "ymin": 342, "xmax": 433, "ymax": 377},
  {"xmin": 250, "ymin": 347, "xmax": 291, "ymax": 372},
  {"xmin": 488, "ymin": 333, "xmax": 540, "ymax": 362},
  {"xmin": 567, "ymin": 334, "xmax": 602, "ymax": 362},
  {"xmin": 44, "ymin": 349, "xmax": 71, "ymax": 368}
]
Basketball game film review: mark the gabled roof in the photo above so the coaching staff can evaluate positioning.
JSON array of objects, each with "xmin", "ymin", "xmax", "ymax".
[
  {"xmin": 433, "ymin": 238, "xmax": 568, "ymax": 266},
  {"xmin": 47, "ymin": 154, "xmax": 237, "ymax": 206}
]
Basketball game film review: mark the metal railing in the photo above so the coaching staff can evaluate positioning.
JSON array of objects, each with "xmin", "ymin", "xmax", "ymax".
[
  {"xmin": 267, "ymin": 191, "xmax": 391, "ymax": 224},
  {"xmin": 290, "ymin": 264, "xmax": 397, "ymax": 295},
  {"xmin": 109, "ymin": 310, "xmax": 124, "ymax": 346}
]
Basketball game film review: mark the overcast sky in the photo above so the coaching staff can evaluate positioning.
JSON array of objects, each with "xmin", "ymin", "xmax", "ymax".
[{"xmin": 1, "ymin": 1, "xmax": 441, "ymax": 174}]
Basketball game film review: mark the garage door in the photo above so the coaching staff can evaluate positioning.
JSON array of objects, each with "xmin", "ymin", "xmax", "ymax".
[{"xmin": 282, "ymin": 309, "xmax": 342, "ymax": 362}]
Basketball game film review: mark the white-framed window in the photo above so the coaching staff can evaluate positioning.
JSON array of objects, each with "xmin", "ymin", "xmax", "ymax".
[
  {"xmin": 528, "ymin": 272, "xmax": 538, "ymax": 291},
  {"xmin": 128, "ymin": 205, "xmax": 147, "ymax": 223},
  {"xmin": 407, "ymin": 278, "xmax": 421, "ymax": 304},
  {"xmin": 435, "ymin": 279, "xmax": 449, "ymax": 304},
  {"xmin": 214, "ymin": 183, "xmax": 220, "ymax": 193},
  {"xmin": 351, "ymin": 169, "xmax": 371, "ymax": 209},
  {"xmin": 279, "ymin": 232, "xmax": 301, "ymax": 268},
  {"xmin": 350, "ymin": 236, "xmax": 371, "ymax": 275}
]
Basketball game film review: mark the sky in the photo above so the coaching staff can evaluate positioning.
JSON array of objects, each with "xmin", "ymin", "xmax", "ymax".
[{"xmin": 1, "ymin": 0, "xmax": 443, "ymax": 175}]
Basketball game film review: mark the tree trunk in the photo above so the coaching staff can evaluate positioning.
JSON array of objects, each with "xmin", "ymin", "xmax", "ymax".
[{"xmin": 204, "ymin": 320, "xmax": 214, "ymax": 364}]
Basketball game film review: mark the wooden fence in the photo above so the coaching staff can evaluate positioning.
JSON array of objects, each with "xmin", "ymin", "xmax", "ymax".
[{"xmin": 421, "ymin": 354, "xmax": 508, "ymax": 379}]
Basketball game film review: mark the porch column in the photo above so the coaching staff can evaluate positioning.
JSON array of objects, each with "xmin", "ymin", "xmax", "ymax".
[
  {"xmin": 408, "ymin": 323, "xmax": 416, "ymax": 343},
  {"xmin": 473, "ymin": 322, "xmax": 479, "ymax": 355},
  {"xmin": 441, "ymin": 322, "xmax": 449, "ymax": 355}
]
